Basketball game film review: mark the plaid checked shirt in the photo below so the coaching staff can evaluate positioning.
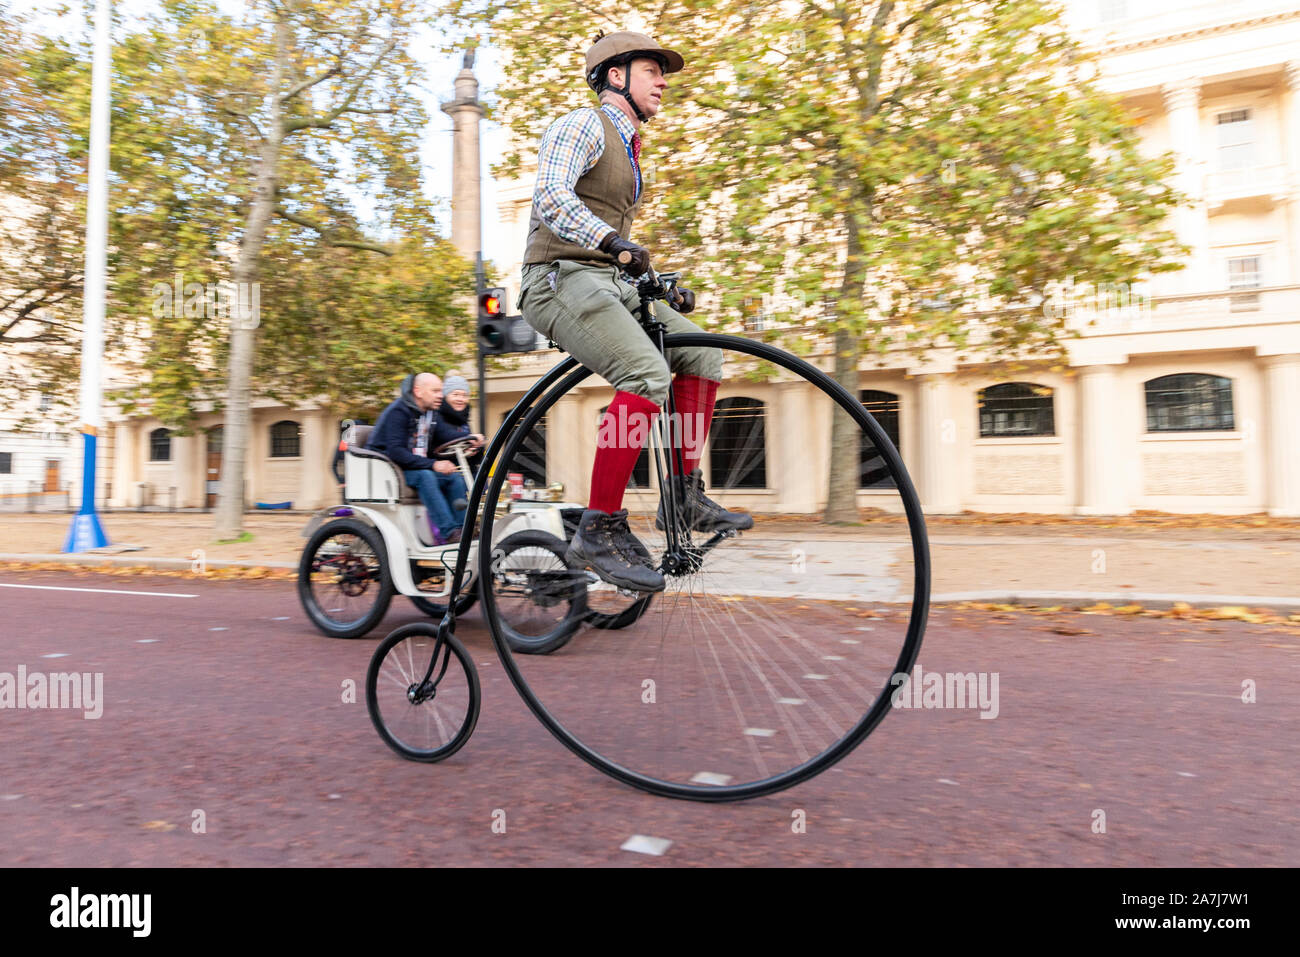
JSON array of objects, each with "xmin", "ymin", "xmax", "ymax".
[{"xmin": 532, "ymin": 103, "xmax": 641, "ymax": 251}]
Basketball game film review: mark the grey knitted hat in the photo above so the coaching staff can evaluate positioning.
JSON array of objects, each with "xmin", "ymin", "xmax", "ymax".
[{"xmin": 443, "ymin": 374, "xmax": 471, "ymax": 396}]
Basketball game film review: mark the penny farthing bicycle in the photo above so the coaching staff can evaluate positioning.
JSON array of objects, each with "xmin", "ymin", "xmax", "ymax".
[{"xmin": 367, "ymin": 258, "xmax": 930, "ymax": 801}]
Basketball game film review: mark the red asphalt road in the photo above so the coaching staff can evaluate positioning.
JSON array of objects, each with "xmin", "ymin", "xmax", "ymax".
[{"xmin": 0, "ymin": 568, "xmax": 1296, "ymax": 867}]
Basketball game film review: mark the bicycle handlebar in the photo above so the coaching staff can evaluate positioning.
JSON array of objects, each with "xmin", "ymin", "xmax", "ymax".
[{"xmin": 616, "ymin": 250, "xmax": 679, "ymax": 301}]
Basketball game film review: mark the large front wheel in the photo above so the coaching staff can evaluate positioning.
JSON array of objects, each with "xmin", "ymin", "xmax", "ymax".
[{"xmin": 477, "ymin": 334, "xmax": 930, "ymax": 802}]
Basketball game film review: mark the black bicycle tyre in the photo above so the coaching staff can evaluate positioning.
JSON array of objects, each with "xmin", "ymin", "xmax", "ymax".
[
  {"xmin": 490, "ymin": 529, "xmax": 587, "ymax": 655},
  {"xmin": 366, "ymin": 623, "xmax": 479, "ymax": 763},
  {"xmin": 298, "ymin": 518, "xmax": 395, "ymax": 639},
  {"xmin": 477, "ymin": 333, "xmax": 930, "ymax": 802}
]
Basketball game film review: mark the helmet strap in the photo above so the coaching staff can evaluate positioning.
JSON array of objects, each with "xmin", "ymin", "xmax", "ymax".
[{"xmin": 606, "ymin": 61, "xmax": 649, "ymax": 123}]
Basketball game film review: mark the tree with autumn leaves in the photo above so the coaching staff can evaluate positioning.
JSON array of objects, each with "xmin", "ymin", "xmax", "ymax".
[
  {"xmin": 434, "ymin": 0, "xmax": 1184, "ymax": 521},
  {"xmin": 1, "ymin": 0, "xmax": 474, "ymax": 537}
]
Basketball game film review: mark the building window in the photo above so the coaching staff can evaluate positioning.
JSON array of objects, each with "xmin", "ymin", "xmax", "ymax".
[
  {"xmin": 860, "ymin": 390, "xmax": 900, "ymax": 489},
  {"xmin": 149, "ymin": 428, "xmax": 172, "ymax": 462},
  {"xmin": 1216, "ymin": 109, "xmax": 1255, "ymax": 171},
  {"xmin": 207, "ymin": 425, "xmax": 223, "ymax": 453},
  {"xmin": 978, "ymin": 383, "xmax": 1055, "ymax": 437},
  {"xmin": 709, "ymin": 397, "xmax": 766, "ymax": 489},
  {"xmin": 742, "ymin": 295, "xmax": 767, "ymax": 333},
  {"xmin": 1228, "ymin": 255, "xmax": 1261, "ymax": 311},
  {"xmin": 1145, "ymin": 374, "xmax": 1234, "ymax": 432},
  {"xmin": 598, "ymin": 405, "xmax": 651, "ymax": 488},
  {"xmin": 0, "ymin": 452, "xmax": 11, "ymax": 474},
  {"xmin": 1098, "ymin": 0, "xmax": 1127, "ymax": 22},
  {"xmin": 38, "ymin": 393, "xmax": 52, "ymax": 412},
  {"xmin": 269, "ymin": 420, "xmax": 301, "ymax": 457},
  {"xmin": 500, "ymin": 411, "xmax": 546, "ymax": 487}
]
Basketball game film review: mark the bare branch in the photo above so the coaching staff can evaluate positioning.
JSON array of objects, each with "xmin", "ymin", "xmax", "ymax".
[
  {"xmin": 280, "ymin": 62, "xmax": 342, "ymax": 104},
  {"xmin": 274, "ymin": 205, "xmax": 393, "ymax": 256},
  {"xmin": 283, "ymin": 38, "xmax": 398, "ymax": 135}
]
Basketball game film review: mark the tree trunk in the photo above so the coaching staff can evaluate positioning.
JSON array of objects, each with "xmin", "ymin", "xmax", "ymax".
[
  {"xmin": 824, "ymin": 213, "xmax": 867, "ymax": 524},
  {"xmin": 213, "ymin": 17, "xmax": 288, "ymax": 540}
]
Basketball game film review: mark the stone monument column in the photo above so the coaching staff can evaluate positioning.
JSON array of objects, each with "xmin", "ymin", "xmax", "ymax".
[{"xmin": 441, "ymin": 50, "xmax": 484, "ymax": 261}]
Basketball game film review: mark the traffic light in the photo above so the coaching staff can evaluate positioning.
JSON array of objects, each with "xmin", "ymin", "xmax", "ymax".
[{"xmin": 477, "ymin": 287, "xmax": 541, "ymax": 356}]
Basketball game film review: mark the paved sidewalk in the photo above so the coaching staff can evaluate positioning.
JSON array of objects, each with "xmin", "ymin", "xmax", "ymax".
[{"xmin": 1, "ymin": 511, "xmax": 1298, "ymax": 607}]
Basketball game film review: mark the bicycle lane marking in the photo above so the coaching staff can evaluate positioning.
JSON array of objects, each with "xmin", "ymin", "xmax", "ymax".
[{"xmin": 0, "ymin": 582, "xmax": 198, "ymax": 598}]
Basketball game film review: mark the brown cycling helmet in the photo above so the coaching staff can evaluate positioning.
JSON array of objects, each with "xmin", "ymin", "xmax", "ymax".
[{"xmin": 585, "ymin": 30, "xmax": 685, "ymax": 122}]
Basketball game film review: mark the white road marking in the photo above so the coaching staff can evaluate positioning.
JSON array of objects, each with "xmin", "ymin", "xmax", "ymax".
[
  {"xmin": 0, "ymin": 582, "xmax": 197, "ymax": 598},
  {"xmin": 137, "ymin": 639, "xmax": 159, "ymax": 643},
  {"xmin": 270, "ymin": 616, "xmax": 291, "ymax": 621},
  {"xmin": 803, "ymin": 674, "xmax": 829, "ymax": 680},
  {"xmin": 41, "ymin": 653, "xmax": 69, "ymax": 658},
  {"xmin": 621, "ymin": 835, "xmax": 672, "ymax": 856},
  {"xmin": 938, "ymin": 778, "xmax": 960, "ymax": 786},
  {"xmin": 690, "ymin": 772, "xmax": 733, "ymax": 786},
  {"xmin": 777, "ymin": 697, "xmax": 805, "ymax": 705},
  {"xmin": 823, "ymin": 655, "xmax": 845, "ymax": 661},
  {"xmin": 840, "ymin": 639, "xmax": 861, "ymax": 644},
  {"xmin": 1177, "ymin": 772, "xmax": 1197, "ymax": 778},
  {"xmin": 209, "ymin": 627, "xmax": 228, "ymax": 632},
  {"xmin": 744, "ymin": 728, "xmax": 776, "ymax": 737}
]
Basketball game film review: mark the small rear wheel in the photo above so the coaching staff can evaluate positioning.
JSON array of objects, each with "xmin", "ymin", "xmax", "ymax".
[
  {"xmin": 367, "ymin": 623, "xmax": 479, "ymax": 762},
  {"xmin": 298, "ymin": 518, "xmax": 394, "ymax": 638}
]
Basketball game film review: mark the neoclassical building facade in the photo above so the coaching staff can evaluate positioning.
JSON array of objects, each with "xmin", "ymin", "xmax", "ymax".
[
  {"xmin": 482, "ymin": 0, "xmax": 1300, "ymax": 517},
  {"xmin": 88, "ymin": 1, "xmax": 1300, "ymax": 516}
]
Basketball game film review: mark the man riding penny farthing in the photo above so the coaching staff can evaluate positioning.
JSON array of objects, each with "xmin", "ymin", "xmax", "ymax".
[{"xmin": 363, "ymin": 30, "xmax": 930, "ymax": 800}]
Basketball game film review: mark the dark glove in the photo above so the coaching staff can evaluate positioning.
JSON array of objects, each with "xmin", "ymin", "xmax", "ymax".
[
  {"xmin": 600, "ymin": 231, "xmax": 650, "ymax": 276},
  {"xmin": 669, "ymin": 285, "xmax": 696, "ymax": 314}
]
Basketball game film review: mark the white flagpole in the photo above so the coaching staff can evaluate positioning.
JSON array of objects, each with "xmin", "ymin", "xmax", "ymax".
[{"xmin": 64, "ymin": 0, "xmax": 112, "ymax": 551}]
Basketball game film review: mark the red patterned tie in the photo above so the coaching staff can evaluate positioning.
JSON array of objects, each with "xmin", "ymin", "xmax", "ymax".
[{"xmin": 631, "ymin": 132, "xmax": 642, "ymax": 168}]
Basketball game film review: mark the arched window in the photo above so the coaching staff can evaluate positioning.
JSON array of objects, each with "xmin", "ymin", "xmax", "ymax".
[
  {"xmin": 978, "ymin": 382, "xmax": 1055, "ymax": 437},
  {"xmin": 500, "ymin": 411, "xmax": 546, "ymax": 486},
  {"xmin": 1145, "ymin": 373, "xmax": 1234, "ymax": 432},
  {"xmin": 598, "ymin": 405, "xmax": 651, "ymax": 488},
  {"xmin": 860, "ymin": 390, "xmax": 900, "ymax": 489},
  {"xmin": 270, "ymin": 420, "xmax": 301, "ymax": 457},
  {"xmin": 709, "ymin": 397, "xmax": 766, "ymax": 489},
  {"xmin": 149, "ymin": 428, "xmax": 172, "ymax": 462}
]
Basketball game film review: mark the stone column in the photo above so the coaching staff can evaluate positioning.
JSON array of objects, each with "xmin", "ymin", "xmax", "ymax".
[
  {"xmin": 915, "ymin": 374, "xmax": 960, "ymax": 514},
  {"xmin": 1077, "ymin": 365, "xmax": 1127, "ymax": 515},
  {"xmin": 548, "ymin": 392, "xmax": 584, "ymax": 503},
  {"xmin": 1161, "ymin": 79, "xmax": 1207, "ymax": 291},
  {"xmin": 109, "ymin": 420, "xmax": 136, "ymax": 506},
  {"xmin": 170, "ymin": 432, "xmax": 197, "ymax": 508},
  {"xmin": 773, "ymin": 380, "xmax": 819, "ymax": 513},
  {"xmin": 1284, "ymin": 62, "xmax": 1300, "ymax": 284},
  {"xmin": 299, "ymin": 411, "xmax": 330, "ymax": 510},
  {"xmin": 441, "ymin": 51, "xmax": 484, "ymax": 261},
  {"xmin": 1263, "ymin": 354, "xmax": 1300, "ymax": 517}
]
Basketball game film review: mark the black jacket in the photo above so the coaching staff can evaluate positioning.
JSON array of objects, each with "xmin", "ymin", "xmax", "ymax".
[{"xmin": 368, "ymin": 375, "xmax": 462, "ymax": 471}]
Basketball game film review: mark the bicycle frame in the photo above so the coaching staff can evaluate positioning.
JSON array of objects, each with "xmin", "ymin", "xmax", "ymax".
[{"xmin": 417, "ymin": 269, "xmax": 682, "ymax": 683}]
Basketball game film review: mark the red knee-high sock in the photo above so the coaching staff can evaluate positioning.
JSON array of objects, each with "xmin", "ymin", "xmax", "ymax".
[
  {"xmin": 668, "ymin": 374, "xmax": 718, "ymax": 475},
  {"xmin": 589, "ymin": 390, "xmax": 661, "ymax": 513}
]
